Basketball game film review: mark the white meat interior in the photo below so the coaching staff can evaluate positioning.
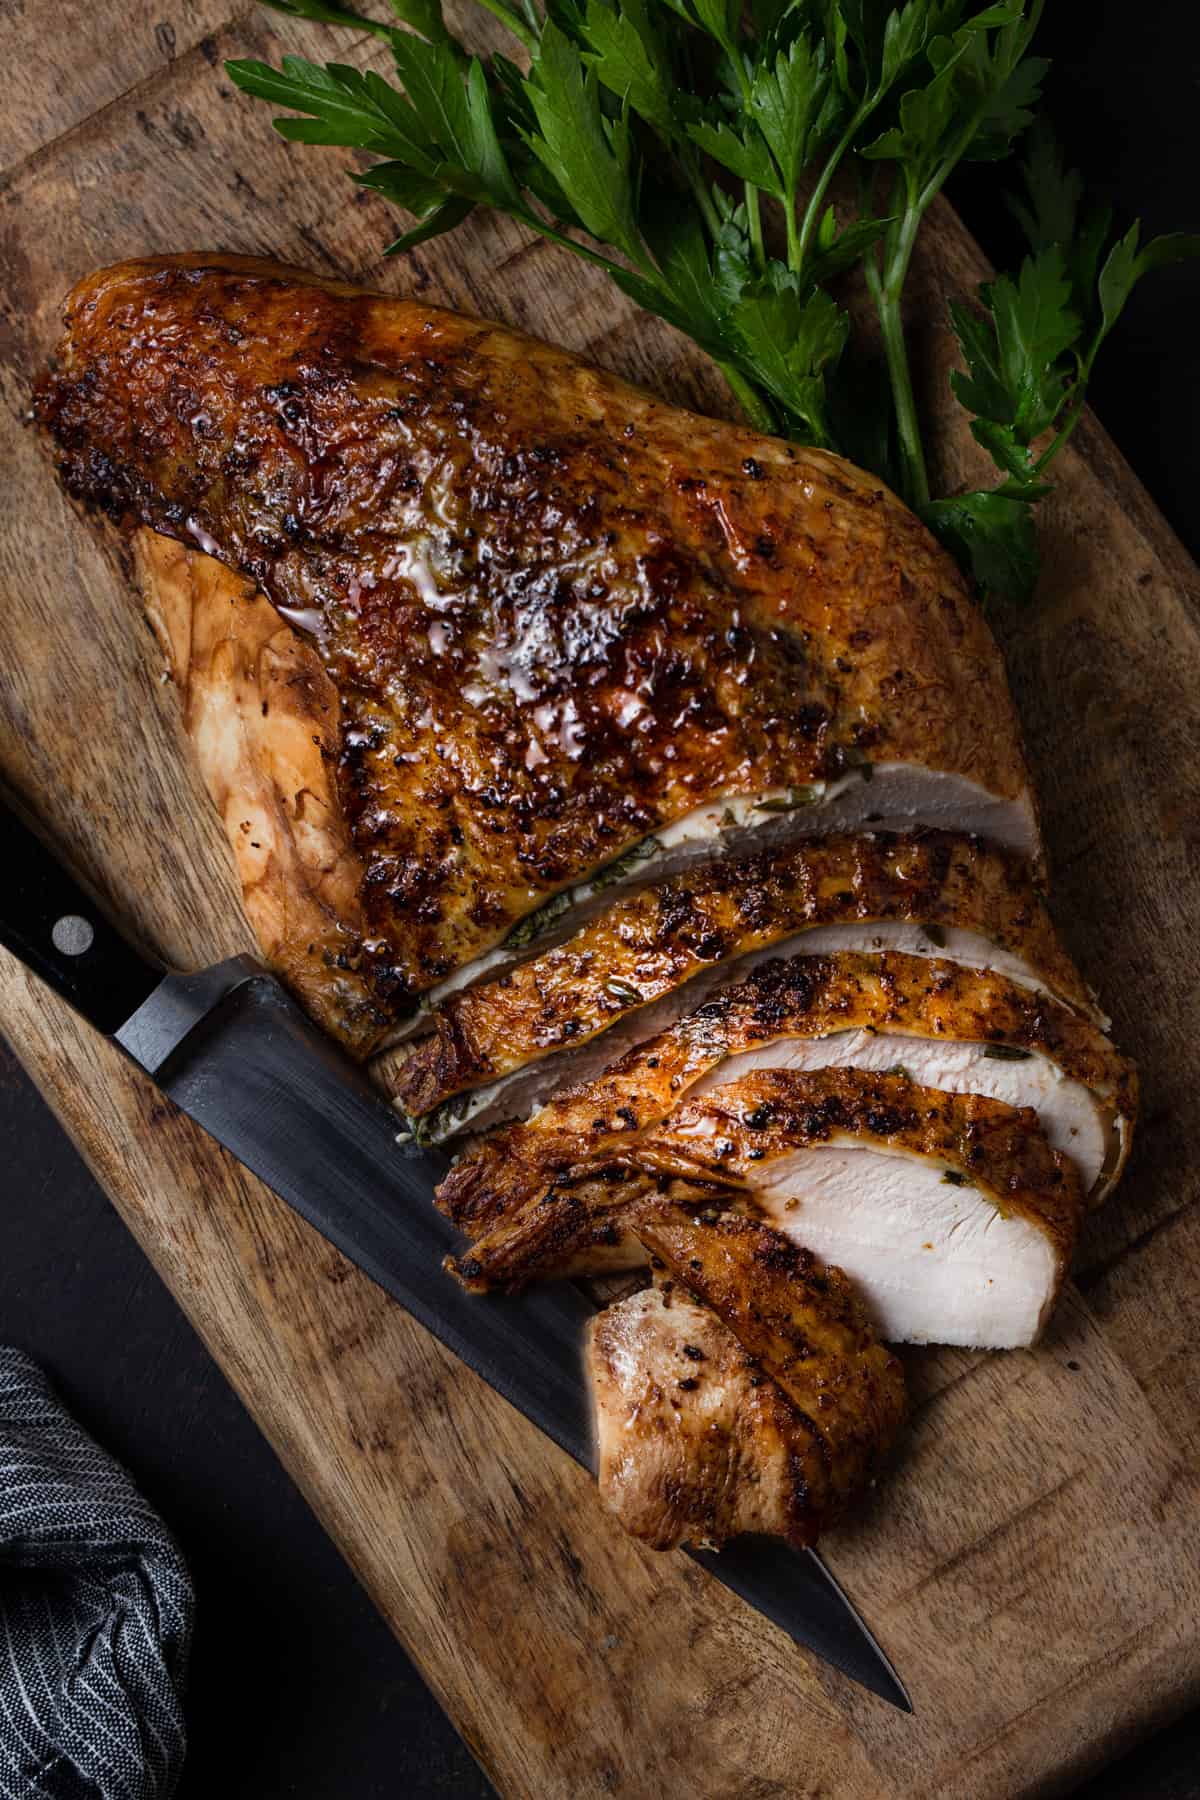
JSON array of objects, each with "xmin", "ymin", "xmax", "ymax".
[
  {"xmin": 424, "ymin": 957, "xmax": 1108, "ymax": 1166},
  {"xmin": 393, "ymin": 763, "xmax": 1039, "ymax": 1032},
  {"xmin": 421, "ymin": 932, "xmax": 1092, "ymax": 1148},
  {"xmin": 690, "ymin": 1032, "xmax": 1108, "ymax": 1192},
  {"xmin": 746, "ymin": 1142, "xmax": 1059, "ymax": 1348}
]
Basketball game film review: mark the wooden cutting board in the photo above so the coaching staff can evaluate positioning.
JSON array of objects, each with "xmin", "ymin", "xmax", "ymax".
[{"xmin": 3, "ymin": 7, "xmax": 1200, "ymax": 1795}]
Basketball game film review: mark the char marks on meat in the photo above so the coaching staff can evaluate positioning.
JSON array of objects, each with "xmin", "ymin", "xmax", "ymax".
[{"xmin": 39, "ymin": 253, "xmax": 1038, "ymax": 1047}]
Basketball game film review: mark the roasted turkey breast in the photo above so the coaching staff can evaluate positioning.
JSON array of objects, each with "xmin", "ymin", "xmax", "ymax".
[
  {"xmin": 40, "ymin": 255, "xmax": 1038, "ymax": 1047},
  {"xmin": 37, "ymin": 253, "xmax": 1145, "ymax": 1556},
  {"xmin": 589, "ymin": 1282, "xmax": 830, "ymax": 1551},
  {"xmin": 449, "ymin": 1068, "xmax": 1085, "ymax": 1350},
  {"xmin": 589, "ymin": 1216, "xmax": 906, "ymax": 1551},
  {"xmin": 434, "ymin": 951, "xmax": 1133, "ymax": 1232},
  {"xmin": 390, "ymin": 832, "xmax": 1100, "ymax": 1138}
]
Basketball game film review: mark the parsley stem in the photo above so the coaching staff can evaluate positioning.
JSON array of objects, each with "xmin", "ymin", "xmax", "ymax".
[
  {"xmin": 1032, "ymin": 332, "xmax": 1105, "ymax": 476},
  {"xmin": 745, "ymin": 183, "xmax": 766, "ymax": 269},
  {"xmin": 1032, "ymin": 388, "xmax": 1088, "ymax": 475},
  {"xmin": 678, "ymin": 149, "xmax": 721, "ymax": 240},
  {"xmin": 515, "ymin": 210, "xmax": 650, "ymax": 283},
  {"xmin": 869, "ymin": 76, "xmax": 1005, "ymax": 512},
  {"xmin": 785, "ymin": 197, "xmax": 802, "ymax": 272},
  {"xmin": 725, "ymin": 48, "xmax": 766, "ymax": 270},
  {"xmin": 796, "ymin": 111, "xmax": 861, "ymax": 270},
  {"xmin": 719, "ymin": 363, "xmax": 775, "ymax": 434},
  {"xmin": 869, "ymin": 184, "xmax": 929, "ymax": 511}
]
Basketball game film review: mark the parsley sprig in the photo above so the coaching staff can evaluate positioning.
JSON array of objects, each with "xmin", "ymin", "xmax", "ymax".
[{"xmin": 228, "ymin": 0, "xmax": 1197, "ymax": 602}]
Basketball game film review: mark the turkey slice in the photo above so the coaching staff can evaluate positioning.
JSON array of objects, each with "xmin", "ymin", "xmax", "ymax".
[
  {"xmin": 390, "ymin": 830, "xmax": 1096, "ymax": 1137},
  {"xmin": 588, "ymin": 1285, "xmax": 830, "ymax": 1552},
  {"xmin": 589, "ymin": 1215, "xmax": 906, "ymax": 1551},
  {"xmin": 436, "ymin": 951, "xmax": 1134, "ymax": 1243},
  {"xmin": 449, "ymin": 1069, "xmax": 1085, "ymax": 1351}
]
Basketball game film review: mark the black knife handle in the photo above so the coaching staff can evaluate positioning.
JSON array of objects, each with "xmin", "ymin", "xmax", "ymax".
[{"xmin": 0, "ymin": 789, "xmax": 163, "ymax": 1034}]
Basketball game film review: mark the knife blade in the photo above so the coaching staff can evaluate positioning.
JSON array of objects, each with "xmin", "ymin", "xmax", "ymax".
[{"xmin": 0, "ymin": 789, "xmax": 911, "ymax": 1711}]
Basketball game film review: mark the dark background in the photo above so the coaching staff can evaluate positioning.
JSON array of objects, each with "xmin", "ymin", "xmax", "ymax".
[{"xmin": 3, "ymin": 6, "xmax": 1199, "ymax": 1795}]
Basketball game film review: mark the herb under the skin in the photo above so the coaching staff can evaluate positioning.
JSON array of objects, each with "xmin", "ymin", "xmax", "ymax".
[
  {"xmin": 605, "ymin": 977, "xmax": 642, "ymax": 1003},
  {"xmin": 502, "ymin": 886, "xmax": 573, "ymax": 948},
  {"xmin": 982, "ymin": 1042, "xmax": 1032, "ymax": 1060},
  {"xmin": 229, "ymin": 0, "xmax": 1199, "ymax": 602},
  {"xmin": 755, "ymin": 784, "xmax": 822, "ymax": 812},
  {"xmin": 941, "ymin": 1167, "xmax": 973, "ymax": 1187},
  {"xmin": 502, "ymin": 834, "xmax": 661, "ymax": 947},
  {"xmin": 411, "ymin": 1091, "xmax": 469, "ymax": 1143},
  {"xmin": 589, "ymin": 834, "xmax": 662, "ymax": 891}
]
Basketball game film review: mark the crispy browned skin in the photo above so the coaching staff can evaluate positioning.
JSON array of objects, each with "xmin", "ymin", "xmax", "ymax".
[
  {"xmin": 588, "ymin": 1282, "xmax": 832, "ymax": 1551},
  {"xmin": 589, "ymin": 1218, "xmax": 906, "ymax": 1552},
  {"xmin": 436, "ymin": 950, "xmax": 1130, "ymax": 1237},
  {"xmin": 38, "ymin": 254, "xmax": 1034, "ymax": 1022},
  {"xmin": 394, "ymin": 830, "xmax": 1093, "ymax": 1117},
  {"xmin": 638, "ymin": 1209, "xmax": 907, "ymax": 1518},
  {"xmin": 448, "ymin": 1068, "xmax": 1084, "ymax": 1293},
  {"xmin": 133, "ymin": 530, "xmax": 389, "ymax": 1054}
]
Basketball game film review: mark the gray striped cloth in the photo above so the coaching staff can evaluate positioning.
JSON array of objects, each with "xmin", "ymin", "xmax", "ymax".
[{"xmin": 0, "ymin": 1349, "xmax": 193, "ymax": 1800}]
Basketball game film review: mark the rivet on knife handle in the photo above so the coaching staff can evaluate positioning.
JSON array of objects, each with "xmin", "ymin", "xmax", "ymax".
[{"xmin": 0, "ymin": 788, "xmax": 162, "ymax": 1032}]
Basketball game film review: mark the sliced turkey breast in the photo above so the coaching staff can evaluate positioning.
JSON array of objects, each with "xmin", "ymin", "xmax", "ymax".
[
  {"xmin": 640, "ymin": 1073, "xmax": 1083, "ymax": 1348},
  {"xmin": 589, "ymin": 1284, "xmax": 831, "ymax": 1551},
  {"xmin": 589, "ymin": 1217, "xmax": 906, "ymax": 1551},
  {"xmin": 449, "ymin": 1069, "xmax": 1085, "ymax": 1350},
  {"xmin": 42, "ymin": 255, "xmax": 1038, "ymax": 1049},
  {"xmin": 398, "ymin": 762, "xmax": 1042, "ymax": 1026},
  {"xmin": 636, "ymin": 1208, "xmax": 908, "ymax": 1514},
  {"xmin": 389, "ymin": 830, "xmax": 1093, "ymax": 1137},
  {"xmin": 436, "ymin": 952, "xmax": 1133, "ymax": 1240}
]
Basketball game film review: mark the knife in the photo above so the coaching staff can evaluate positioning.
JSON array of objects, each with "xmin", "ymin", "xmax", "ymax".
[{"xmin": 0, "ymin": 789, "xmax": 911, "ymax": 1712}]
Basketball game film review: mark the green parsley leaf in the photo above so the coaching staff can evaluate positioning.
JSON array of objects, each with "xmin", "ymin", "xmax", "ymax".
[
  {"xmin": 947, "ymin": 294, "xmax": 1010, "ymax": 423},
  {"xmin": 985, "ymin": 246, "xmax": 1078, "ymax": 439},
  {"xmin": 524, "ymin": 22, "xmax": 645, "ymax": 258},
  {"xmin": 922, "ymin": 488, "xmax": 1039, "ymax": 603},
  {"xmin": 384, "ymin": 193, "xmax": 476, "ymax": 253},
  {"xmin": 748, "ymin": 33, "xmax": 841, "ymax": 199},
  {"xmin": 1095, "ymin": 225, "xmax": 1200, "ymax": 361},
  {"xmin": 626, "ymin": 196, "xmax": 729, "ymax": 350},
  {"xmin": 687, "ymin": 116, "xmax": 782, "ymax": 196},
  {"xmin": 804, "ymin": 210, "xmax": 892, "ymax": 284},
  {"xmin": 1006, "ymin": 124, "xmax": 1113, "ymax": 323},
  {"xmin": 961, "ymin": 48, "xmax": 1047, "ymax": 162},
  {"xmin": 581, "ymin": 0, "xmax": 678, "ymax": 134},
  {"xmin": 967, "ymin": 417, "xmax": 1037, "ymax": 484},
  {"xmin": 1006, "ymin": 119, "xmax": 1082, "ymax": 251},
  {"xmin": 387, "ymin": 36, "xmax": 470, "ymax": 167},
  {"xmin": 727, "ymin": 270, "xmax": 849, "ymax": 444}
]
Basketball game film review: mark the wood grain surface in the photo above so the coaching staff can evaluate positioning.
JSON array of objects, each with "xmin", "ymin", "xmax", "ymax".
[{"xmin": 2, "ymin": 7, "xmax": 1200, "ymax": 1795}]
